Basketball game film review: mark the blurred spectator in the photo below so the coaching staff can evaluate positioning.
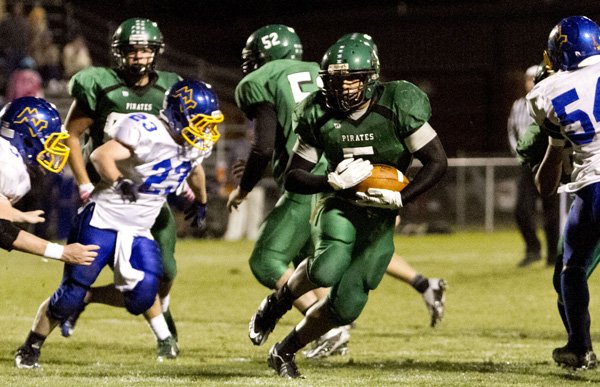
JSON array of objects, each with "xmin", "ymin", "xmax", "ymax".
[
  {"xmin": 62, "ymin": 33, "xmax": 92, "ymax": 79},
  {"xmin": 27, "ymin": 5, "xmax": 62, "ymax": 88},
  {"xmin": 0, "ymin": 1, "xmax": 30, "ymax": 89},
  {"xmin": 507, "ymin": 65, "xmax": 559, "ymax": 267},
  {"xmin": 5, "ymin": 56, "xmax": 43, "ymax": 102}
]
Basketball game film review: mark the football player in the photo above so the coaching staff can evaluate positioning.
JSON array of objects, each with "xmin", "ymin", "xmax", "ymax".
[
  {"xmin": 61, "ymin": 18, "xmax": 187, "ymax": 356},
  {"xmin": 15, "ymin": 80, "xmax": 223, "ymax": 369},
  {"xmin": 0, "ymin": 96, "xmax": 98, "ymax": 264},
  {"xmin": 251, "ymin": 38, "xmax": 448, "ymax": 378},
  {"xmin": 336, "ymin": 32, "xmax": 448, "ymax": 332},
  {"xmin": 226, "ymin": 24, "xmax": 341, "ymax": 350},
  {"xmin": 529, "ymin": 15, "xmax": 600, "ymax": 370}
]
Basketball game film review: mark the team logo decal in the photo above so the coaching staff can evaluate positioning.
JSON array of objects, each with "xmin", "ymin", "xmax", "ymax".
[
  {"xmin": 556, "ymin": 26, "xmax": 568, "ymax": 49},
  {"xmin": 174, "ymin": 86, "xmax": 197, "ymax": 112},
  {"xmin": 14, "ymin": 107, "xmax": 48, "ymax": 137}
]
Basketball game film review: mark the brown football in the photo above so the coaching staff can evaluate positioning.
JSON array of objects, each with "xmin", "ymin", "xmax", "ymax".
[{"xmin": 354, "ymin": 164, "xmax": 409, "ymax": 193}]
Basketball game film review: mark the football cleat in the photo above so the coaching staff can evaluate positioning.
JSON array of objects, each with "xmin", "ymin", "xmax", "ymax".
[
  {"xmin": 249, "ymin": 292, "xmax": 291, "ymax": 346},
  {"xmin": 60, "ymin": 304, "xmax": 86, "ymax": 338},
  {"xmin": 422, "ymin": 278, "xmax": 447, "ymax": 327},
  {"xmin": 552, "ymin": 345, "xmax": 597, "ymax": 370},
  {"xmin": 303, "ymin": 325, "xmax": 351, "ymax": 359},
  {"xmin": 268, "ymin": 344, "xmax": 303, "ymax": 379},
  {"xmin": 15, "ymin": 344, "xmax": 41, "ymax": 369},
  {"xmin": 156, "ymin": 335, "xmax": 179, "ymax": 362}
]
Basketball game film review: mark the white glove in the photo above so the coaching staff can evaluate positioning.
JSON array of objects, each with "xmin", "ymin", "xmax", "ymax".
[
  {"xmin": 327, "ymin": 158, "xmax": 373, "ymax": 190},
  {"xmin": 355, "ymin": 188, "xmax": 403, "ymax": 209}
]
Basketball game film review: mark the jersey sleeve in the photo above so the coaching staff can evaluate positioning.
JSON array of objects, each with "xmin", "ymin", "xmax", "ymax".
[
  {"xmin": 68, "ymin": 67, "xmax": 104, "ymax": 117},
  {"xmin": 235, "ymin": 77, "xmax": 273, "ymax": 118},
  {"xmin": 393, "ymin": 81, "xmax": 432, "ymax": 135},
  {"xmin": 293, "ymin": 93, "xmax": 321, "ymax": 148},
  {"xmin": 516, "ymin": 123, "xmax": 547, "ymax": 169},
  {"xmin": 112, "ymin": 115, "xmax": 146, "ymax": 155}
]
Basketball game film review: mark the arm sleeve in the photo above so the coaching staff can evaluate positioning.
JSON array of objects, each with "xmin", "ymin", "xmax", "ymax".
[
  {"xmin": 284, "ymin": 153, "xmax": 333, "ymax": 194},
  {"xmin": 239, "ymin": 103, "xmax": 278, "ymax": 192},
  {"xmin": 0, "ymin": 218, "xmax": 21, "ymax": 251},
  {"xmin": 400, "ymin": 135, "xmax": 448, "ymax": 204}
]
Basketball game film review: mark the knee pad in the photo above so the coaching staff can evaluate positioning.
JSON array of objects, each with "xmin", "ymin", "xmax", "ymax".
[
  {"xmin": 249, "ymin": 248, "xmax": 289, "ymax": 288},
  {"xmin": 328, "ymin": 293, "xmax": 366, "ymax": 326},
  {"xmin": 123, "ymin": 273, "xmax": 160, "ymax": 315},
  {"xmin": 47, "ymin": 280, "xmax": 88, "ymax": 322}
]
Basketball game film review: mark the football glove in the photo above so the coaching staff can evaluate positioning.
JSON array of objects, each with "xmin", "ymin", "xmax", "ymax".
[
  {"xmin": 327, "ymin": 158, "xmax": 373, "ymax": 190},
  {"xmin": 355, "ymin": 188, "xmax": 403, "ymax": 209},
  {"xmin": 113, "ymin": 177, "xmax": 138, "ymax": 203},
  {"xmin": 185, "ymin": 202, "xmax": 208, "ymax": 229}
]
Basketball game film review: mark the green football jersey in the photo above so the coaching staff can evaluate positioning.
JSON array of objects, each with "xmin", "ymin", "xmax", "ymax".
[
  {"xmin": 68, "ymin": 66, "xmax": 180, "ymax": 182},
  {"xmin": 295, "ymin": 80, "xmax": 432, "ymax": 173},
  {"xmin": 235, "ymin": 58, "xmax": 325, "ymax": 186}
]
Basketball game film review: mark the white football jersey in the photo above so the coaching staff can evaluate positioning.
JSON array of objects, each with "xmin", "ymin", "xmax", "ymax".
[
  {"xmin": 0, "ymin": 137, "xmax": 30, "ymax": 204},
  {"xmin": 527, "ymin": 57, "xmax": 600, "ymax": 193},
  {"xmin": 90, "ymin": 113, "xmax": 207, "ymax": 234}
]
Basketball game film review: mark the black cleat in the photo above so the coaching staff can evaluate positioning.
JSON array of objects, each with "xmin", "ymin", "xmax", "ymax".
[
  {"xmin": 15, "ymin": 344, "xmax": 40, "ymax": 369},
  {"xmin": 249, "ymin": 292, "xmax": 291, "ymax": 346},
  {"xmin": 552, "ymin": 345, "xmax": 597, "ymax": 370},
  {"xmin": 268, "ymin": 344, "xmax": 303, "ymax": 379}
]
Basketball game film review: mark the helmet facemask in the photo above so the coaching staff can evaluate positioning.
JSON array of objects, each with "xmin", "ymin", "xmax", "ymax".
[
  {"xmin": 322, "ymin": 69, "xmax": 378, "ymax": 113},
  {"xmin": 181, "ymin": 111, "xmax": 224, "ymax": 151},
  {"xmin": 115, "ymin": 45, "xmax": 159, "ymax": 76},
  {"xmin": 37, "ymin": 131, "xmax": 70, "ymax": 173}
]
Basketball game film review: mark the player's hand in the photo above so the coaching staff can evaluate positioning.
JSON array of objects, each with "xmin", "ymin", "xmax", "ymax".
[
  {"xmin": 113, "ymin": 177, "xmax": 138, "ymax": 203},
  {"xmin": 61, "ymin": 243, "xmax": 99, "ymax": 266},
  {"xmin": 227, "ymin": 186, "xmax": 248, "ymax": 212},
  {"xmin": 78, "ymin": 183, "xmax": 95, "ymax": 203},
  {"xmin": 185, "ymin": 201, "xmax": 207, "ymax": 229},
  {"xmin": 232, "ymin": 159, "xmax": 246, "ymax": 180},
  {"xmin": 327, "ymin": 158, "xmax": 373, "ymax": 190},
  {"xmin": 356, "ymin": 188, "xmax": 403, "ymax": 209},
  {"xmin": 20, "ymin": 210, "xmax": 45, "ymax": 224}
]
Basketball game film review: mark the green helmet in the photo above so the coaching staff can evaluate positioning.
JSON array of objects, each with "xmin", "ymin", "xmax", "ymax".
[
  {"xmin": 320, "ymin": 39, "xmax": 380, "ymax": 112},
  {"xmin": 241, "ymin": 24, "xmax": 303, "ymax": 74},
  {"xmin": 335, "ymin": 32, "xmax": 378, "ymax": 55},
  {"xmin": 111, "ymin": 18, "xmax": 165, "ymax": 76}
]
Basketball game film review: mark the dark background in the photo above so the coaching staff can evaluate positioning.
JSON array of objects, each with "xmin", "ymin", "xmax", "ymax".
[{"xmin": 65, "ymin": 0, "xmax": 600, "ymax": 157}]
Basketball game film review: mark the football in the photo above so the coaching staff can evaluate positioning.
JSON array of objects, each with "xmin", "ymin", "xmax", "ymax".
[{"xmin": 354, "ymin": 164, "xmax": 409, "ymax": 193}]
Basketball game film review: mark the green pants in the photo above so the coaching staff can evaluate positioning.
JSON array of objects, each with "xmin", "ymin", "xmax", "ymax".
[
  {"xmin": 249, "ymin": 191, "xmax": 315, "ymax": 288},
  {"xmin": 151, "ymin": 204, "xmax": 177, "ymax": 282},
  {"xmin": 309, "ymin": 196, "xmax": 396, "ymax": 325}
]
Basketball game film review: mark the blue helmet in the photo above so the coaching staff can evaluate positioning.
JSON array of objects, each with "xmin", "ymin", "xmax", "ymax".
[
  {"xmin": 0, "ymin": 96, "xmax": 69, "ymax": 173},
  {"xmin": 161, "ymin": 80, "xmax": 224, "ymax": 151},
  {"xmin": 545, "ymin": 16, "xmax": 600, "ymax": 71}
]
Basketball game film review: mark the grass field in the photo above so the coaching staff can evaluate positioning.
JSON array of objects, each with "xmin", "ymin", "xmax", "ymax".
[{"xmin": 1, "ymin": 229, "xmax": 600, "ymax": 386}]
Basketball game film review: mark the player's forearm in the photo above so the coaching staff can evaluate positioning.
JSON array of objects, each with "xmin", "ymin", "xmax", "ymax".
[
  {"xmin": 284, "ymin": 154, "xmax": 332, "ymax": 194},
  {"xmin": 401, "ymin": 137, "xmax": 448, "ymax": 204},
  {"xmin": 187, "ymin": 165, "xmax": 207, "ymax": 204},
  {"xmin": 535, "ymin": 141, "xmax": 564, "ymax": 197},
  {"xmin": 239, "ymin": 150, "xmax": 271, "ymax": 192},
  {"xmin": 66, "ymin": 135, "xmax": 91, "ymax": 185}
]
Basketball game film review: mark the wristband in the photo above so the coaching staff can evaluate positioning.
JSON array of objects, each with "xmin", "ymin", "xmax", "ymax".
[
  {"xmin": 549, "ymin": 137, "xmax": 565, "ymax": 147},
  {"xmin": 79, "ymin": 183, "xmax": 95, "ymax": 194},
  {"xmin": 44, "ymin": 242, "xmax": 64, "ymax": 260}
]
